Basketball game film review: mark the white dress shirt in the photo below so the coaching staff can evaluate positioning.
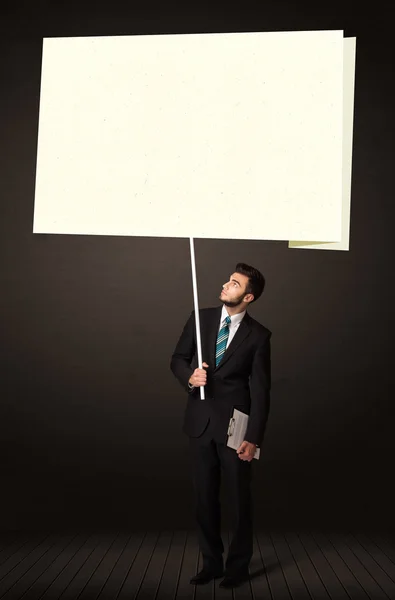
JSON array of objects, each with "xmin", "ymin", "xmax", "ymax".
[
  {"xmin": 218, "ymin": 305, "xmax": 246, "ymax": 349},
  {"xmin": 188, "ymin": 306, "xmax": 246, "ymax": 389}
]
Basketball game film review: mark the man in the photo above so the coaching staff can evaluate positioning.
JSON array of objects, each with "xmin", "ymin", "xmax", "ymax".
[{"xmin": 170, "ymin": 263, "xmax": 271, "ymax": 589}]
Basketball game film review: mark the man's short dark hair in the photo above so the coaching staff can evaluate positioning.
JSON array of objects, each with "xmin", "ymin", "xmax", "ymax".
[{"xmin": 235, "ymin": 262, "xmax": 266, "ymax": 304}]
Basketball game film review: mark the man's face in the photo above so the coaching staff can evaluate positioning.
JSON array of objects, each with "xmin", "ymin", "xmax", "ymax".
[{"xmin": 219, "ymin": 272, "xmax": 253, "ymax": 307}]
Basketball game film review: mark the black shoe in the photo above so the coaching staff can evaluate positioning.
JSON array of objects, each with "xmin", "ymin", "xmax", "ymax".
[
  {"xmin": 190, "ymin": 568, "xmax": 224, "ymax": 585},
  {"xmin": 219, "ymin": 571, "xmax": 249, "ymax": 588}
]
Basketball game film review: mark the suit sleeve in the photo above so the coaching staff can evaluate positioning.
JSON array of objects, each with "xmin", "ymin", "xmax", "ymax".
[
  {"xmin": 170, "ymin": 311, "xmax": 197, "ymax": 393},
  {"xmin": 244, "ymin": 332, "xmax": 272, "ymax": 447}
]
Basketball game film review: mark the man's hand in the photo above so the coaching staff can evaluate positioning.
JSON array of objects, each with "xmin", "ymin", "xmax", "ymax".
[
  {"xmin": 236, "ymin": 441, "xmax": 257, "ymax": 462},
  {"xmin": 189, "ymin": 362, "xmax": 209, "ymax": 387}
]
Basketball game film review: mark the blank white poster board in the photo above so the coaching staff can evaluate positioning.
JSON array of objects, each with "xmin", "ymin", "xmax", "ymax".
[
  {"xmin": 289, "ymin": 36, "xmax": 356, "ymax": 251},
  {"xmin": 33, "ymin": 30, "xmax": 350, "ymax": 244}
]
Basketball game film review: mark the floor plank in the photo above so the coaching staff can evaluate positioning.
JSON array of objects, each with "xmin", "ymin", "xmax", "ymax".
[
  {"xmin": 0, "ymin": 535, "xmax": 26, "ymax": 558},
  {"xmin": 116, "ymin": 532, "xmax": 158, "ymax": 600},
  {"xmin": 256, "ymin": 532, "xmax": 292, "ymax": 600},
  {"xmin": 39, "ymin": 533, "xmax": 110, "ymax": 600},
  {"xmin": 0, "ymin": 534, "xmax": 47, "ymax": 583},
  {"xmin": 355, "ymin": 533, "xmax": 395, "ymax": 584},
  {"xmin": 270, "ymin": 531, "xmax": 311, "ymax": 600},
  {"xmin": 284, "ymin": 531, "xmax": 331, "ymax": 600},
  {"xmin": 0, "ymin": 536, "xmax": 30, "ymax": 569},
  {"xmin": 370, "ymin": 534, "xmax": 395, "ymax": 566},
  {"xmin": 297, "ymin": 531, "xmax": 349, "ymax": 600},
  {"xmin": 54, "ymin": 532, "xmax": 118, "ymax": 600},
  {"xmin": 175, "ymin": 529, "xmax": 198, "ymax": 599},
  {"xmin": 0, "ymin": 535, "xmax": 55, "ymax": 598},
  {"xmin": 1, "ymin": 533, "xmax": 75, "ymax": 600},
  {"xmin": 97, "ymin": 532, "xmax": 145, "ymax": 600},
  {"xmin": 0, "ymin": 530, "xmax": 394, "ymax": 600},
  {"xmin": 20, "ymin": 533, "xmax": 89, "ymax": 600},
  {"xmin": 78, "ymin": 532, "xmax": 131, "ymax": 600},
  {"xmin": 311, "ymin": 532, "xmax": 370, "ymax": 600},
  {"xmin": 135, "ymin": 530, "xmax": 173, "ymax": 600},
  {"xmin": 249, "ymin": 532, "xmax": 270, "ymax": 600},
  {"xmin": 156, "ymin": 530, "xmax": 187, "ymax": 600},
  {"xmin": 327, "ymin": 533, "xmax": 390, "ymax": 600}
]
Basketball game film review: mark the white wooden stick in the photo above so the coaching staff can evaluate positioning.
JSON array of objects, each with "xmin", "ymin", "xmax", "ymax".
[{"xmin": 189, "ymin": 237, "xmax": 205, "ymax": 400}]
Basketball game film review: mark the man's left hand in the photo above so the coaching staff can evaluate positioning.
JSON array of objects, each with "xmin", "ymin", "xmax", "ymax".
[{"xmin": 236, "ymin": 441, "xmax": 257, "ymax": 462}]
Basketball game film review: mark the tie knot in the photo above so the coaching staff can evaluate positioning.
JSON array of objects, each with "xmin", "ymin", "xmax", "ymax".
[{"xmin": 225, "ymin": 316, "xmax": 231, "ymax": 325}]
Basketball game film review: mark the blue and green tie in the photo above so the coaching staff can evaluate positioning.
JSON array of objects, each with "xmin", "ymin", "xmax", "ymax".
[{"xmin": 216, "ymin": 315, "xmax": 231, "ymax": 367}]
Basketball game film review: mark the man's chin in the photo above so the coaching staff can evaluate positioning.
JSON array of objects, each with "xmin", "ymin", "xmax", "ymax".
[{"xmin": 220, "ymin": 298, "xmax": 238, "ymax": 308}]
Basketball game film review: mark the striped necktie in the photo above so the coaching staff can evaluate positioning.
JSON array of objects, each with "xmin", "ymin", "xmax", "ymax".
[{"xmin": 216, "ymin": 315, "xmax": 231, "ymax": 367}]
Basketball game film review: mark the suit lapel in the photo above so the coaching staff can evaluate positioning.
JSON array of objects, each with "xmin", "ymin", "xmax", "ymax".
[
  {"xmin": 205, "ymin": 307, "xmax": 252, "ymax": 372},
  {"xmin": 215, "ymin": 317, "xmax": 251, "ymax": 371},
  {"xmin": 206, "ymin": 307, "xmax": 222, "ymax": 369}
]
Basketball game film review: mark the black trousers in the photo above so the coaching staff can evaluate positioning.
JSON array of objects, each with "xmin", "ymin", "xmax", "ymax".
[{"xmin": 188, "ymin": 418, "xmax": 254, "ymax": 575}]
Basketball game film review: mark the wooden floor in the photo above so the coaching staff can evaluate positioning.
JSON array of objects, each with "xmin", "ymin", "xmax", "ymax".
[{"xmin": 0, "ymin": 530, "xmax": 395, "ymax": 599}]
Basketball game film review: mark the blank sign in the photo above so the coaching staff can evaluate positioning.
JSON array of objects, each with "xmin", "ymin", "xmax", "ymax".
[
  {"xmin": 33, "ymin": 30, "xmax": 345, "ymax": 242},
  {"xmin": 289, "ymin": 36, "xmax": 356, "ymax": 251}
]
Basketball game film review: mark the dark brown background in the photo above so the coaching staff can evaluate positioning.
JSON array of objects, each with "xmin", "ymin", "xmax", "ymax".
[{"xmin": 0, "ymin": 1, "xmax": 393, "ymax": 532}]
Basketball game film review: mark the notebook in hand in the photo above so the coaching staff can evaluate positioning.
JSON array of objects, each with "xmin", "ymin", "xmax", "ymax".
[{"xmin": 226, "ymin": 408, "xmax": 260, "ymax": 460}]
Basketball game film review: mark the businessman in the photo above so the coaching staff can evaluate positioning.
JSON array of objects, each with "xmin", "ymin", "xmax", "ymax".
[{"xmin": 170, "ymin": 263, "xmax": 271, "ymax": 588}]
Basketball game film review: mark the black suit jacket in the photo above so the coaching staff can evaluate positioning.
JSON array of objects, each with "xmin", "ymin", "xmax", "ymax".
[{"xmin": 170, "ymin": 306, "xmax": 272, "ymax": 447}]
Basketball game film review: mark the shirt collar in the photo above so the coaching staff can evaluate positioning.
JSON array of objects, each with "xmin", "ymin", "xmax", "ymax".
[{"xmin": 221, "ymin": 304, "xmax": 246, "ymax": 327}]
